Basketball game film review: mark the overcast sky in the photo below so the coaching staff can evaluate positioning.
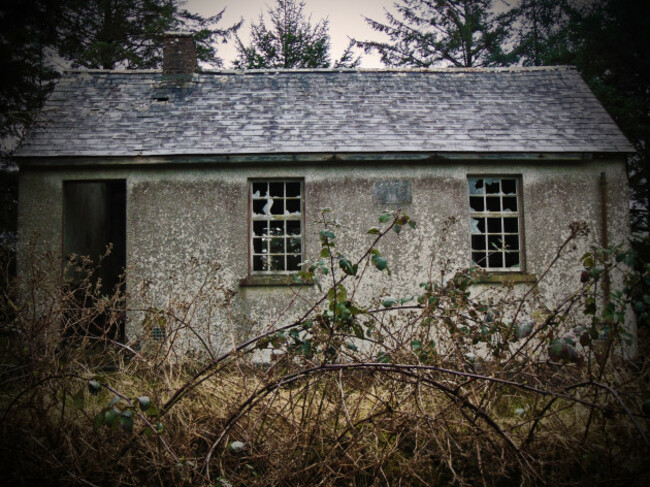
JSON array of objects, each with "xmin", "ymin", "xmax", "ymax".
[{"xmin": 186, "ymin": 0, "xmax": 394, "ymax": 68}]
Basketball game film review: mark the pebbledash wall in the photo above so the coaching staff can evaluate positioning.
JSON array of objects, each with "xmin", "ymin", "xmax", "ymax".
[
  {"xmin": 17, "ymin": 155, "xmax": 631, "ymax": 352},
  {"xmin": 14, "ymin": 33, "xmax": 635, "ymax": 351}
]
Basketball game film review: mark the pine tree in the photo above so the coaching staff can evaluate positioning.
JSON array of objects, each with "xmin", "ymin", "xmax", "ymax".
[
  {"xmin": 357, "ymin": 0, "xmax": 510, "ymax": 67},
  {"xmin": 234, "ymin": 0, "xmax": 360, "ymax": 69}
]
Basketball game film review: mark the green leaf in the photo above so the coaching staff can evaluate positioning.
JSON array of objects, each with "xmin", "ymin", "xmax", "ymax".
[
  {"xmin": 104, "ymin": 408, "xmax": 119, "ymax": 427},
  {"xmin": 119, "ymin": 411, "xmax": 134, "ymax": 433},
  {"xmin": 138, "ymin": 396, "xmax": 151, "ymax": 412},
  {"xmin": 408, "ymin": 220, "xmax": 416, "ymax": 229},
  {"xmin": 88, "ymin": 380, "xmax": 102, "ymax": 395},
  {"xmin": 381, "ymin": 298, "xmax": 396, "ymax": 308},
  {"xmin": 339, "ymin": 257, "xmax": 356, "ymax": 275},
  {"xmin": 411, "ymin": 340, "xmax": 421, "ymax": 350},
  {"xmin": 372, "ymin": 255, "xmax": 388, "ymax": 271},
  {"xmin": 379, "ymin": 213, "xmax": 392, "ymax": 223},
  {"xmin": 367, "ymin": 227, "xmax": 381, "ymax": 235},
  {"xmin": 394, "ymin": 224, "xmax": 401, "ymax": 234},
  {"xmin": 319, "ymin": 230, "xmax": 335, "ymax": 240},
  {"xmin": 377, "ymin": 352, "xmax": 392, "ymax": 363},
  {"xmin": 320, "ymin": 247, "xmax": 330, "ymax": 258}
]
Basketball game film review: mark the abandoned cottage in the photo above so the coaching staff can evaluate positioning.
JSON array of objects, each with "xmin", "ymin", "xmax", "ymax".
[{"xmin": 15, "ymin": 33, "xmax": 634, "ymax": 348}]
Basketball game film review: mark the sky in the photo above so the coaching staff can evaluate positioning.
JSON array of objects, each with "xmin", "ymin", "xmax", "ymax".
[{"xmin": 185, "ymin": 0, "xmax": 394, "ymax": 68}]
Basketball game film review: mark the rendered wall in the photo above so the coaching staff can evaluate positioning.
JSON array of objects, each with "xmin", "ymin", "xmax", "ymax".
[{"xmin": 17, "ymin": 158, "xmax": 632, "ymax": 353}]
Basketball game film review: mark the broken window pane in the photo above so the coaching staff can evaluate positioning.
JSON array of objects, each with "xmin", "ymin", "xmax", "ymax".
[
  {"xmin": 502, "ymin": 179, "xmax": 516, "ymax": 194},
  {"xmin": 271, "ymin": 255, "xmax": 284, "ymax": 271},
  {"xmin": 472, "ymin": 252, "xmax": 487, "ymax": 266},
  {"xmin": 287, "ymin": 220, "xmax": 300, "ymax": 236},
  {"xmin": 487, "ymin": 218, "xmax": 502, "ymax": 233},
  {"xmin": 270, "ymin": 238, "xmax": 285, "ymax": 253},
  {"xmin": 488, "ymin": 235, "xmax": 502, "ymax": 250},
  {"xmin": 488, "ymin": 252, "xmax": 503, "ymax": 268},
  {"xmin": 470, "ymin": 218, "xmax": 485, "ymax": 234},
  {"xmin": 471, "ymin": 235, "xmax": 486, "ymax": 250},
  {"xmin": 269, "ymin": 182, "xmax": 284, "ymax": 197},
  {"xmin": 286, "ymin": 198, "xmax": 300, "ymax": 215},
  {"xmin": 505, "ymin": 235, "xmax": 519, "ymax": 250},
  {"xmin": 253, "ymin": 238, "xmax": 265, "ymax": 254},
  {"xmin": 252, "ymin": 182, "xmax": 267, "ymax": 198},
  {"xmin": 287, "ymin": 237, "xmax": 301, "ymax": 253},
  {"xmin": 253, "ymin": 221, "xmax": 268, "ymax": 237},
  {"xmin": 287, "ymin": 255, "xmax": 301, "ymax": 271},
  {"xmin": 505, "ymin": 252, "xmax": 520, "ymax": 268},
  {"xmin": 286, "ymin": 182, "xmax": 301, "ymax": 197},
  {"xmin": 486, "ymin": 197, "xmax": 501, "ymax": 211},
  {"xmin": 485, "ymin": 180, "xmax": 500, "ymax": 194},
  {"xmin": 467, "ymin": 177, "xmax": 523, "ymax": 271},
  {"xmin": 250, "ymin": 180, "xmax": 303, "ymax": 273},
  {"xmin": 502, "ymin": 197, "xmax": 517, "ymax": 212},
  {"xmin": 469, "ymin": 178, "xmax": 484, "ymax": 195},
  {"xmin": 469, "ymin": 196, "xmax": 484, "ymax": 212},
  {"xmin": 503, "ymin": 218, "xmax": 518, "ymax": 233}
]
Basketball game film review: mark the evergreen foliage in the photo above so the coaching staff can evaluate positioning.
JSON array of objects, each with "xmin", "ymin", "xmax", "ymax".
[
  {"xmin": 356, "ymin": 0, "xmax": 511, "ymax": 67},
  {"xmin": 234, "ymin": 0, "xmax": 360, "ymax": 69}
]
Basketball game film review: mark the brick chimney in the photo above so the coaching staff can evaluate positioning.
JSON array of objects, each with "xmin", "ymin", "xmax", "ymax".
[{"xmin": 163, "ymin": 32, "xmax": 196, "ymax": 76}]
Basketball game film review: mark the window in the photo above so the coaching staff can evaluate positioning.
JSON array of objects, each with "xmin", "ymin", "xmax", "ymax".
[
  {"xmin": 250, "ymin": 180, "xmax": 303, "ymax": 273},
  {"xmin": 468, "ymin": 177, "xmax": 523, "ymax": 271}
]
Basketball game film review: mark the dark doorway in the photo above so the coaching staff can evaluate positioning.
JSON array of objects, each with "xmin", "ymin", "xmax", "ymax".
[{"xmin": 63, "ymin": 180, "xmax": 126, "ymax": 341}]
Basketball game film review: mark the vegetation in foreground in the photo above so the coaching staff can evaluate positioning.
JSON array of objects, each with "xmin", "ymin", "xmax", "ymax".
[{"xmin": 1, "ymin": 211, "xmax": 649, "ymax": 486}]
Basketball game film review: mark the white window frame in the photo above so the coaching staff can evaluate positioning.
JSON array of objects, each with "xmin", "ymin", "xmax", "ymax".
[
  {"xmin": 249, "ymin": 179, "xmax": 304, "ymax": 275},
  {"xmin": 468, "ymin": 176, "xmax": 525, "ymax": 272}
]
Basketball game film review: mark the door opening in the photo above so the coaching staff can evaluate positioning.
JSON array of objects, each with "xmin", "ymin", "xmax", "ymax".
[{"xmin": 63, "ymin": 180, "xmax": 126, "ymax": 341}]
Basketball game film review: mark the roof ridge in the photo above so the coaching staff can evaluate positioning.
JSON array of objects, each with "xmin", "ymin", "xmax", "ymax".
[{"xmin": 63, "ymin": 65, "xmax": 577, "ymax": 76}]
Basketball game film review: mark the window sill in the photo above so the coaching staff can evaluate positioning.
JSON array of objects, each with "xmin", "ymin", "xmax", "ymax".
[
  {"xmin": 239, "ymin": 275, "xmax": 314, "ymax": 287},
  {"xmin": 474, "ymin": 273, "xmax": 537, "ymax": 284}
]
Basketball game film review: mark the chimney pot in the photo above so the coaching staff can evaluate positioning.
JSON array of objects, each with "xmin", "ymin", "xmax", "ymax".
[{"xmin": 163, "ymin": 32, "xmax": 196, "ymax": 76}]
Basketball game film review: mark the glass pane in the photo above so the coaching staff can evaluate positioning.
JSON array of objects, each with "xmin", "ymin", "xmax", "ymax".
[
  {"xmin": 502, "ymin": 179, "xmax": 516, "ymax": 194},
  {"xmin": 252, "ymin": 182, "xmax": 267, "ymax": 198},
  {"xmin": 505, "ymin": 252, "xmax": 520, "ymax": 268},
  {"xmin": 253, "ymin": 199, "xmax": 267, "ymax": 216},
  {"xmin": 270, "ymin": 238, "xmax": 285, "ymax": 253},
  {"xmin": 287, "ymin": 220, "xmax": 301, "ymax": 236},
  {"xmin": 485, "ymin": 179, "xmax": 500, "ymax": 194},
  {"xmin": 503, "ymin": 218, "xmax": 518, "ymax": 233},
  {"xmin": 287, "ymin": 255, "xmax": 301, "ymax": 271},
  {"xmin": 253, "ymin": 255, "xmax": 266, "ymax": 271},
  {"xmin": 472, "ymin": 252, "xmax": 487, "ymax": 267},
  {"xmin": 286, "ymin": 198, "xmax": 300, "ymax": 215},
  {"xmin": 287, "ymin": 237, "xmax": 301, "ymax": 253},
  {"xmin": 470, "ymin": 218, "xmax": 485, "ymax": 233},
  {"xmin": 470, "ymin": 218, "xmax": 485, "ymax": 234},
  {"xmin": 286, "ymin": 182, "xmax": 300, "ymax": 197},
  {"xmin": 505, "ymin": 235, "xmax": 519, "ymax": 251},
  {"xmin": 471, "ymin": 235, "xmax": 486, "ymax": 250},
  {"xmin": 469, "ymin": 196, "xmax": 484, "ymax": 212},
  {"xmin": 269, "ymin": 182, "xmax": 284, "ymax": 197},
  {"xmin": 488, "ymin": 252, "xmax": 503, "ymax": 268},
  {"xmin": 270, "ymin": 199, "xmax": 284, "ymax": 215},
  {"xmin": 253, "ymin": 221, "xmax": 268, "ymax": 237},
  {"xmin": 486, "ymin": 197, "xmax": 501, "ymax": 211},
  {"xmin": 469, "ymin": 178, "xmax": 484, "ymax": 195},
  {"xmin": 253, "ymin": 238, "xmax": 265, "ymax": 253},
  {"xmin": 487, "ymin": 218, "xmax": 502, "ymax": 233},
  {"xmin": 271, "ymin": 255, "xmax": 284, "ymax": 271},
  {"xmin": 502, "ymin": 197, "xmax": 517, "ymax": 212}
]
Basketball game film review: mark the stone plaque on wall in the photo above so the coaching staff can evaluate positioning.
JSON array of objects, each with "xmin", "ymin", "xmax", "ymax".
[{"xmin": 373, "ymin": 181, "xmax": 412, "ymax": 205}]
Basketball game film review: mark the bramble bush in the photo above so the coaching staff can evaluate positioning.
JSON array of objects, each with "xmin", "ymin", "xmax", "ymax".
[{"xmin": 0, "ymin": 211, "xmax": 649, "ymax": 486}]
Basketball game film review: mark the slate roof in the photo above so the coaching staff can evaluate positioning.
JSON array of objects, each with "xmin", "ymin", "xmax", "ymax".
[{"xmin": 16, "ymin": 66, "xmax": 634, "ymax": 158}]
